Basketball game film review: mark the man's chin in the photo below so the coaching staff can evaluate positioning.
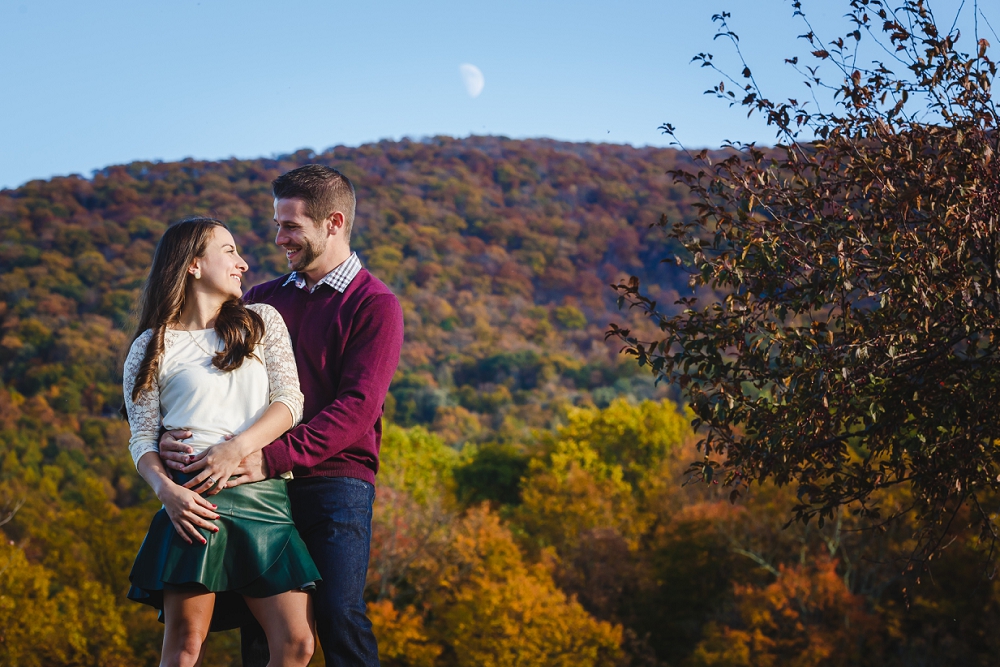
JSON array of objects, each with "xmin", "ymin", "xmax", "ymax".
[{"xmin": 289, "ymin": 256, "xmax": 316, "ymax": 274}]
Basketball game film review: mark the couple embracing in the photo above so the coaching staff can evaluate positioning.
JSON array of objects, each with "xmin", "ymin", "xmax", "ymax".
[{"xmin": 122, "ymin": 165, "xmax": 403, "ymax": 667}]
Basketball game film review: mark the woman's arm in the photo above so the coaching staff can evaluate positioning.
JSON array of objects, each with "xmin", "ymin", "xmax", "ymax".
[
  {"xmin": 137, "ymin": 451, "xmax": 220, "ymax": 545},
  {"xmin": 123, "ymin": 332, "xmax": 219, "ymax": 543},
  {"xmin": 182, "ymin": 304, "xmax": 304, "ymax": 494},
  {"xmin": 124, "ymin": 331, "xmax": 166, "ymax": 467}
]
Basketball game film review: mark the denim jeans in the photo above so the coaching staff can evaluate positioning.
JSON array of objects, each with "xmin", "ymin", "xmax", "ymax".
[{"xmin": 241, "ymin": 476, "xmax": 379, "ymax": 667}]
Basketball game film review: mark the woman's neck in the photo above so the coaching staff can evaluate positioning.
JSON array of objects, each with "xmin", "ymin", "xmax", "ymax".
[{"xmin": 176, "ymin": 292, "xmax": 227, "ymax": 330}]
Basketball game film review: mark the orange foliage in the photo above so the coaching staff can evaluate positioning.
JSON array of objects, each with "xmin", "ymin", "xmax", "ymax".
[
  {"xmin": 689, "ymin": 559, "xmax": 882, "ymax": 667},
  {"xmin": 368, "ymin": 600, "xmax": 442, "ymax": 667}
]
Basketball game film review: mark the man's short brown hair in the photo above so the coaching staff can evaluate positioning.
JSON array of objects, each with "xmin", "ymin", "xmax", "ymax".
[{"xmin": 272, "ymin": 164, "xmax": 357, "ymax": 243}]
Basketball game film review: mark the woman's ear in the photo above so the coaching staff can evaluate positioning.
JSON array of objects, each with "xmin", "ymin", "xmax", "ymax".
[{"xmin": 189, "ymin": 261, "xmax": 202, "ymax": 280}]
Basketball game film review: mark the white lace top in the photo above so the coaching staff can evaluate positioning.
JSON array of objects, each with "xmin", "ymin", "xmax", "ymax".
[{"xmin": 123, "ymin": 303, "xmax": 304, "ymax": 468}]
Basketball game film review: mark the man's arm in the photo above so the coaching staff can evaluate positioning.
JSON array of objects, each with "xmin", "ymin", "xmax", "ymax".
[{"xmin": 262, "ymin": 293, "xmax": 404, "ymax": 476}]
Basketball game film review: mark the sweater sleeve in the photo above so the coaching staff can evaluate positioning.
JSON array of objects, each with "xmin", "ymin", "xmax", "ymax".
[
  {"xmin": 123, "ymin": 330, "xmax": 161, "ymax": 469},
  {"xmin": 261, "ymin": 293, "xmax": 404, "ymax": 476}
]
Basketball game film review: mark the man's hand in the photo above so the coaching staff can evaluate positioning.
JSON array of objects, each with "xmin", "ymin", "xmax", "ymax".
[
  {"xmin": 226, "ymin": 450, "xmax": 270, "ymax": 488},
  {"xmin": 181, "ymin": 438, "xmax": 248, "ymax": 496},
  {"xmin": 159, "ymin": 429, "xmax": 194, "ymax": 471}
]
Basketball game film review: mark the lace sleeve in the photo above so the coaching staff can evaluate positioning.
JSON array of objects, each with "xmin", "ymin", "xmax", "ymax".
[
  {"xmin": 123, "ymin": 330, "xmax": 161, "ymax": 469},
  {"xmin": 250, "ymin": 303, "xmax": 304, "ymax": 426}
]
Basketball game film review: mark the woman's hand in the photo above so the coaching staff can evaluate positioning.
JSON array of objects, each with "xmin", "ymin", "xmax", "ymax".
[
  {"xmin": 157, "ymin": 480, "xmax": 220, "ymax": 545},
  {"xmin": 181, "ymin": 437, "xmax": 247, "ymax": 495}
]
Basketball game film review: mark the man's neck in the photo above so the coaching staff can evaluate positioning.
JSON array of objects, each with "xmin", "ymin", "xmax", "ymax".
[{"xmin": 301, "ymin": 247, "xmax": 352, "ymax": 289}]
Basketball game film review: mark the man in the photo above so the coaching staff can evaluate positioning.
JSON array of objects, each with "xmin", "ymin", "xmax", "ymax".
[{"xmin": 160, "ymin": 164, "xmax": 404, "ymax": 666}]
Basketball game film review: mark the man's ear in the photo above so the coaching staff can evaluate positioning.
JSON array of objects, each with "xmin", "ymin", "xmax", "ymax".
[{"xmin": 326, "ymin": 210, "xmax": 347, "ymax": 236}]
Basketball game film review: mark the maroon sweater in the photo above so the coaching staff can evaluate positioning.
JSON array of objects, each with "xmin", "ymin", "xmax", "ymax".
[{"xmin": 245, "ymin": 269, "xmax": 404, "ymax": 484}]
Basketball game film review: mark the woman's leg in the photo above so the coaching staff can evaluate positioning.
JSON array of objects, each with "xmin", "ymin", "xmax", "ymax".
[
  {"xmin": 161, "ymin": 589, "xmax": 215, "ymax": 667},
  {"xmin": 244, "ymin": 590, "xmax": 315, "ymax": 667}
]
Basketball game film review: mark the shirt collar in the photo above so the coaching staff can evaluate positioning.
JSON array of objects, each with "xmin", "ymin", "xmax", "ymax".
[{"xmin": 282, "ymin": 252, "xmax": 362, "ymax": 293}]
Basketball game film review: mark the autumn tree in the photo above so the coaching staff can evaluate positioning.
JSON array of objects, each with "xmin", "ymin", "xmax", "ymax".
[
  {"xmin": 0, "ymin": 542, "xmax": 134, "ymax": 667},
  {"xmin": 609, "ymin": 0, "xmax": 1000, "ymax": 552},
  {"xmin": 514, "ymin": 399, "xmax": 690, "ymax": 557},
  {"xmin": 688, "ymin": 558, "xmax": 883, "ymax": 667},
  {"xmin": 367, "ymin": 423, "xmax": 625, "ymax": 667},
  {"xmin": 425, "ymin": 506, "xmax": 623, "ymax": 667}
]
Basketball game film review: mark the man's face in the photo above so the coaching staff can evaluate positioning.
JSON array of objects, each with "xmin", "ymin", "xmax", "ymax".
[{"xmin": 274, "ymin": 197, "xmax": 326, "ymax": 273}]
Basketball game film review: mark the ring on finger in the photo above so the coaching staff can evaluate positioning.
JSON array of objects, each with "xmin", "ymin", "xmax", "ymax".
[{"xmin": 207, "ymin": 476, "xmax": 216, "ymax": 486}]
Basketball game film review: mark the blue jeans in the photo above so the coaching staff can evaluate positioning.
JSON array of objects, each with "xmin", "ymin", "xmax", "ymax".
[{"xmin": 241, "ymin": 476, "xmax": 379, "ymax": 667}]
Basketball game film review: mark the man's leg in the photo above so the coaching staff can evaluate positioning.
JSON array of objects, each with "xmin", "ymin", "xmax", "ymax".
[
  {"xmin": 288, "ymin": 476, "xmax": 379, "ymax": 667},
  {"xmin": 240, "ymin": 617, "xmax": 269, "ymax": 667}
]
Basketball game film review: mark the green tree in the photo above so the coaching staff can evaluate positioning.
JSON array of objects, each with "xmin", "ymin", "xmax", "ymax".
[
  {"xmin": 610, "ymin": 0, "xmax": 1000, "ymax": 550},
  {"xmin": 454, "ymin": 442, "xmax": 529, "ymax": 507}
]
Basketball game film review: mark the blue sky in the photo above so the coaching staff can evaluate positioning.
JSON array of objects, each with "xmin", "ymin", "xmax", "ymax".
[{"xmin": 0, "ymin": 0, "xmax": 984, "ymax": 189}]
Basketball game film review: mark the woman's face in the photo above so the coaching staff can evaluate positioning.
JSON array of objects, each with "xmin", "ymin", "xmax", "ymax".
[{"xmin": 192, "ymin": 226, "xmax": 248, "ymax": 299}]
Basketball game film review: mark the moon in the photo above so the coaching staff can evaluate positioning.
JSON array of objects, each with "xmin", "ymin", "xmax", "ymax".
[{"xmin": 459, "ymin": 64, "xmax": 484, "ymax": 98}]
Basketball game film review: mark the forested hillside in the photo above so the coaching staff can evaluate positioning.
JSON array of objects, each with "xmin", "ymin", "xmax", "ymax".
[
  {"xmin": 1, "ymin": 137, "xmax": 998, "ymax": 666},
  {"xmin": 0, "ymin": 136, "xmax": 689, "ymax": 440}
]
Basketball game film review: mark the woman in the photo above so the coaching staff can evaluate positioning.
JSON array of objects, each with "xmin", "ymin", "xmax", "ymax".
[{"xmin": 122, "ymin": 217, "xmax": 318, "ymax": 667}]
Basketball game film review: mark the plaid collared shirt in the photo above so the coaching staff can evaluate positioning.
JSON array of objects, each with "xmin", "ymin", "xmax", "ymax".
[{"xmin": 282, "ymin": 252, "xmax": 363, "ymax": 294}]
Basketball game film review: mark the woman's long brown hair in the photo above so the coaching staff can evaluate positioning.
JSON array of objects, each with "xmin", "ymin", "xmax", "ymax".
[{"xmin": 127, "ymin": 217, "xmax": 264, "ymax": 403}]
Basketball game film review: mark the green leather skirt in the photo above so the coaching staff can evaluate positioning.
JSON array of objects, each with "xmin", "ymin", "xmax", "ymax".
[{"xmin": 127, "ymin": 472, "xmax": 320, "ymax": 631}]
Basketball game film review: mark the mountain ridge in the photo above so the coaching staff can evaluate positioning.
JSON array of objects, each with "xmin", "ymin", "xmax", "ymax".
[{"xmin": 0, "ymin": 135, "xmax": 698, "ymax": 444}]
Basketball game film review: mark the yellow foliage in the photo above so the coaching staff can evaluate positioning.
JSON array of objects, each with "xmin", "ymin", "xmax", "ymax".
[
  {"xmin": 516, "ymin": 439, "xmax": 645, "ymax": 553},
  {"xmin": 556, "ymin": 398, "xmax": 691, "ymax": 489},
  {"xmin": 379, "ymin": 425, "xmax": 458, "ymax": 505},
  {"xmin": 512, "ymin": 399, "xmax": 692, "ymax": 557},
  {"xmin": 0, "ymin": 542, "xmax": 133, "ymax": 667},
  {"xmin": 369, "ymin": 599, "xmax": 442, "ymax": 667},
  {"xmin": 430, "ymin": 506, "xmax": 622, "ymax": 667}
]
